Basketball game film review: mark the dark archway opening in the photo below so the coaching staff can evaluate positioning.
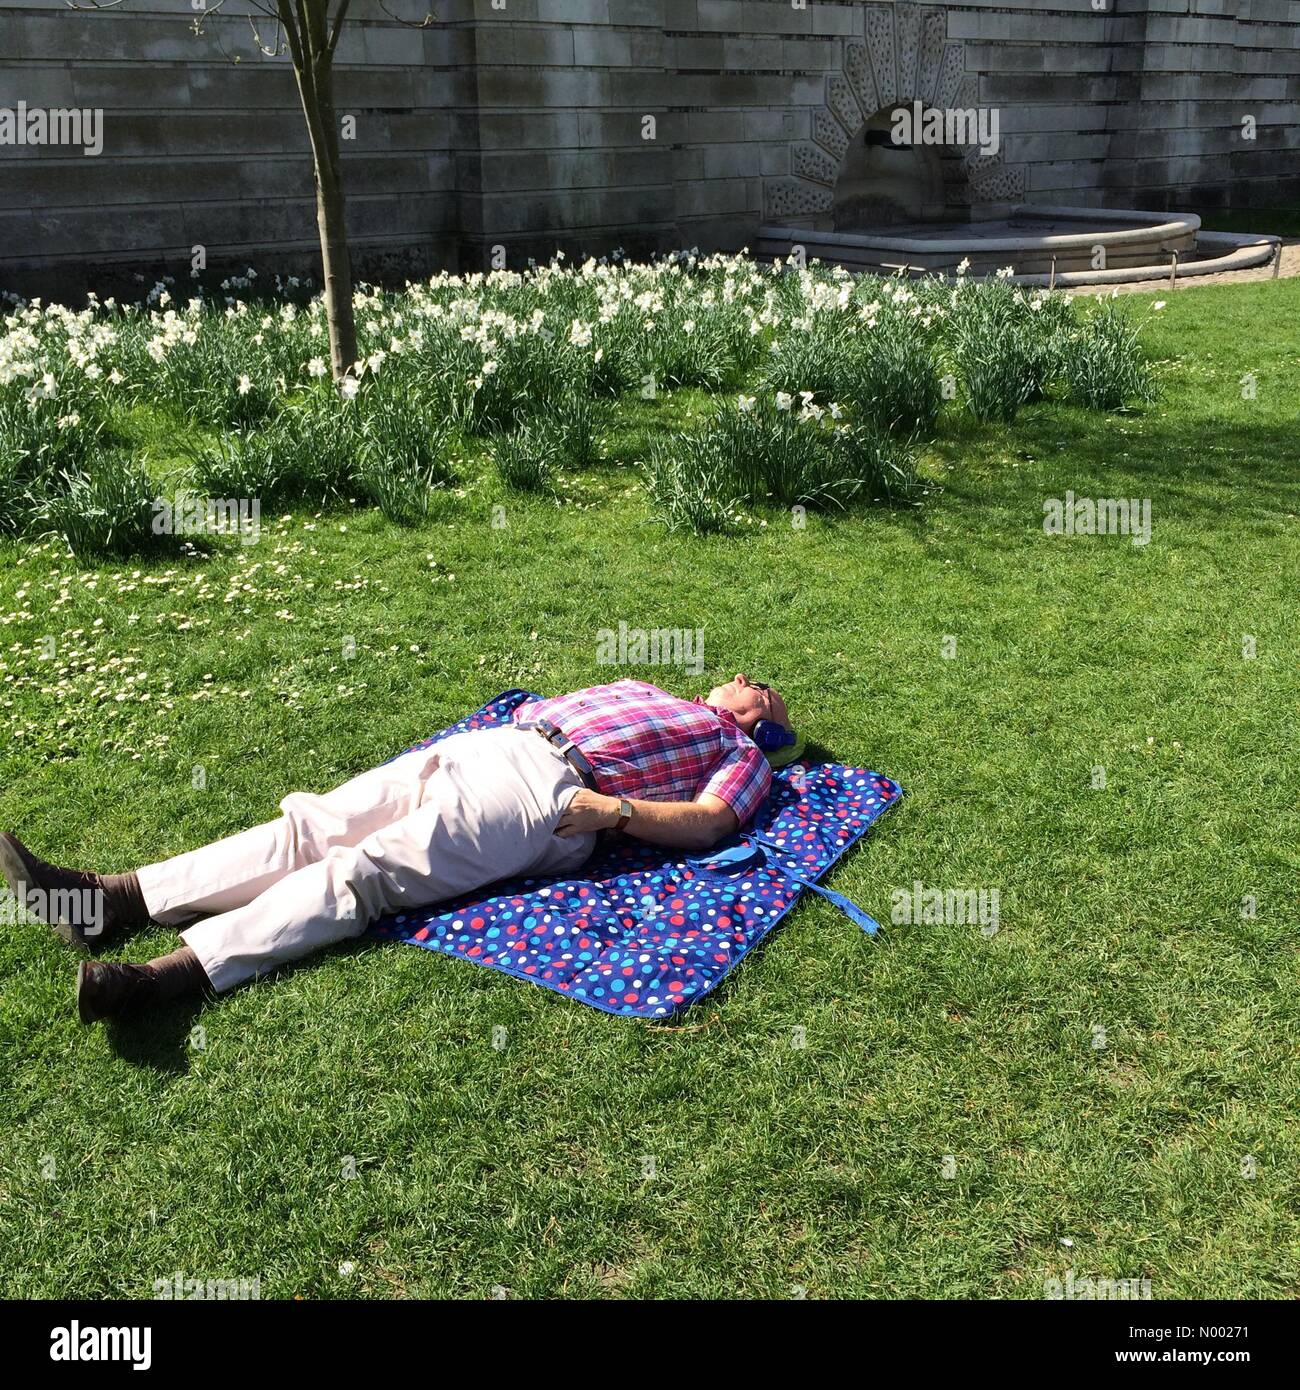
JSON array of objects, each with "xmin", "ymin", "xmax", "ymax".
[{"xmin": 831, "ymin": 105, "xmax": 950, "ymax": 231}]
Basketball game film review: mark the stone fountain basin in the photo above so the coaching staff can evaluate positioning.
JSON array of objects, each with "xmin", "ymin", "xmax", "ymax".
[{"xmin": 755, "ymin": 205, "xmax": 1280, "ymax": 285}]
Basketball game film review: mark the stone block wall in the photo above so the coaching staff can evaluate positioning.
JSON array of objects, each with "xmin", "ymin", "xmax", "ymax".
[{"xmin": 1, "ymin": 0, "xmax": 1297, "ymax": 295}]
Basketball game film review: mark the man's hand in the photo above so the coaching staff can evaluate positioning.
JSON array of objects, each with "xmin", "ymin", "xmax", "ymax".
[
  {"xmin": 554, "ymin": 789, "xmax": 620, "ymax": 837},
  {"xmin": 554, "ymin": 789, "xmax": 737, "ymax": 851}
]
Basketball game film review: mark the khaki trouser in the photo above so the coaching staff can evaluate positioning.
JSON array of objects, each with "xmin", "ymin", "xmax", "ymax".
[{"xmin": 135, "ymin": 726, "xmax": 596, "ymax": 993}]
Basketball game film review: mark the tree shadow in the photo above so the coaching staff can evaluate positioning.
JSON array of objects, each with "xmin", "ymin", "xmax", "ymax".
[{"xmin": 934, "ymin": 409, "xmax": 1297, "ymax": 530}]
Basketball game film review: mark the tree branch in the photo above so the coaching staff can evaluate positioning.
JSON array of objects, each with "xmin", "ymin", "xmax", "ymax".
[
  {"xmin": 275, "ymin": 0, "xmax": 308, "ymax": 72},
  {"xmin": 326, "ymin": 0, "xmax": 353, "ymax": 54},
  {"xmin": 296, "ymin": 0, "xmax": 321, "ymax": 59},
  {"xmin": 374, "ymin": 0, "xmax": 436, "ymax": 28}
]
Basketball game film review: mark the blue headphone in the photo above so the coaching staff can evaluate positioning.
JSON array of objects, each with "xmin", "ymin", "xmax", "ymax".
[
  {"xmin": 747, "ymin": 680, "xmax": 796, "ymax": 753},
  {"xmin": 752, "ymin": 718, "xmax": 797, "ymax": 752}
]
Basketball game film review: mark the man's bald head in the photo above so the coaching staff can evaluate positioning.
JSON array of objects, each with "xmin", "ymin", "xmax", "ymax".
[{"xmin": 705, "ymin": 673, "xmax": 791, "ymax": 738}]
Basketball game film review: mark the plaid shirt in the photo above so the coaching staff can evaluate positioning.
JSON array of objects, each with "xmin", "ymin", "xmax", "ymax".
[{"xmin": 513, "ymin": 679, "xmax": 772, "ymax": 826}]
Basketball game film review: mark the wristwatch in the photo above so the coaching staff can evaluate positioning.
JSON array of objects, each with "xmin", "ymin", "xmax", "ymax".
[{"xmin": 614, "ymin": 798, "xmax": 634, "ymax": 832}]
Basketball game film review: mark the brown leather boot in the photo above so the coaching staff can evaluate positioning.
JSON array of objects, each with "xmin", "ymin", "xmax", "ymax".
[
  {"xmin": 76, "ymin": 961, "xmax": 160, "ymax": 1023},
  {"xmin": 0, "ymin": 833, "xmax": 150, "ymax": 947},
  {"xmin": 77, "ymin": 947, "xmax": 210, "ymax": 1024}
]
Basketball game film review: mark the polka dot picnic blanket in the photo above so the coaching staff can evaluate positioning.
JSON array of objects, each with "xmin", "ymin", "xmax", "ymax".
[{"xmin": 369, "ymin": 689, "xmax": 903, "ymax": 1019}]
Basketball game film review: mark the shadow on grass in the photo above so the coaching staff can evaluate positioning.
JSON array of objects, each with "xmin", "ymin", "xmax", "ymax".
[
  {"xmin": 102, "ymin": 770, "xmax": 908, "ymax": 1060},
  {"xmin": 929, "ymin": 406, "xmax": 1297, "ymax": 528},
  {"xmin": 104, "ymin": 997, "xmax": 206, "ymax": 1074}
]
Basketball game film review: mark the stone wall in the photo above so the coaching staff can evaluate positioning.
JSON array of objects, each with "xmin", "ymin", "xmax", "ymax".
[{"xmin": 1, "ymin": 0, "xmax": 1297, "ymax": 295}]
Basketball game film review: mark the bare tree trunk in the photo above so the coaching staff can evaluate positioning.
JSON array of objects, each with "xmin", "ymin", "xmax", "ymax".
[
  {"xmin": 279, "ymin": 1, "xmax": 357, "ymax": 382},
  {"xmin": 295, "ymin": 58, "xmax": 357, "ymax": 380}
]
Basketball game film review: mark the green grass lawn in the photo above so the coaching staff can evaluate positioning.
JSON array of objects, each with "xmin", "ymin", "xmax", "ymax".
[{"xmin": 0, "ymin": 277, "xmax": 1297, "ymax": 1299}]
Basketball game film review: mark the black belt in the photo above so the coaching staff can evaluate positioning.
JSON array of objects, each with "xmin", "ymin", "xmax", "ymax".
[{"xmin": 518, "ymin": 719, "xmax": 601, "ymax": 794}]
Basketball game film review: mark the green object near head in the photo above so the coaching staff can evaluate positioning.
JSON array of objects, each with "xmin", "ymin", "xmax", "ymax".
[{"xmin": 764, "ymin": 735, "xmax": 805, "ymax": 770}]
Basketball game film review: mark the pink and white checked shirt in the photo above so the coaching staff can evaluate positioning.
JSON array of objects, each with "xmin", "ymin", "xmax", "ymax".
[{"xmin": 513, "ymin": 679, "xmax": 772, "ymax": 826}]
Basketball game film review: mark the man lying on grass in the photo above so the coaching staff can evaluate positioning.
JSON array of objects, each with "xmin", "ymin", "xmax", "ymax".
[{"xmin": 1, "ymin": 675, "xmax": 795, "ymax": 1024}]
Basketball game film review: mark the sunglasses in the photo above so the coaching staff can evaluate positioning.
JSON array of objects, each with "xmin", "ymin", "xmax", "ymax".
[{"xmin": 747, "ymin": 682, "xmax": 796, "ymax": 752}]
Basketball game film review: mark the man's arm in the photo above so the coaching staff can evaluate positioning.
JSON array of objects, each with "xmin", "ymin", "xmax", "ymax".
[{"xmin": 554, "ymin": 790, "xmax": 737, "ymax": 851}]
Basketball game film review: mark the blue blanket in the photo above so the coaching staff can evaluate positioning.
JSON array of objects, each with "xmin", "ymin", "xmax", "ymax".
[{"xmin": 369, "ymin": 690, "xmax": 903, "ymax": 1018}]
